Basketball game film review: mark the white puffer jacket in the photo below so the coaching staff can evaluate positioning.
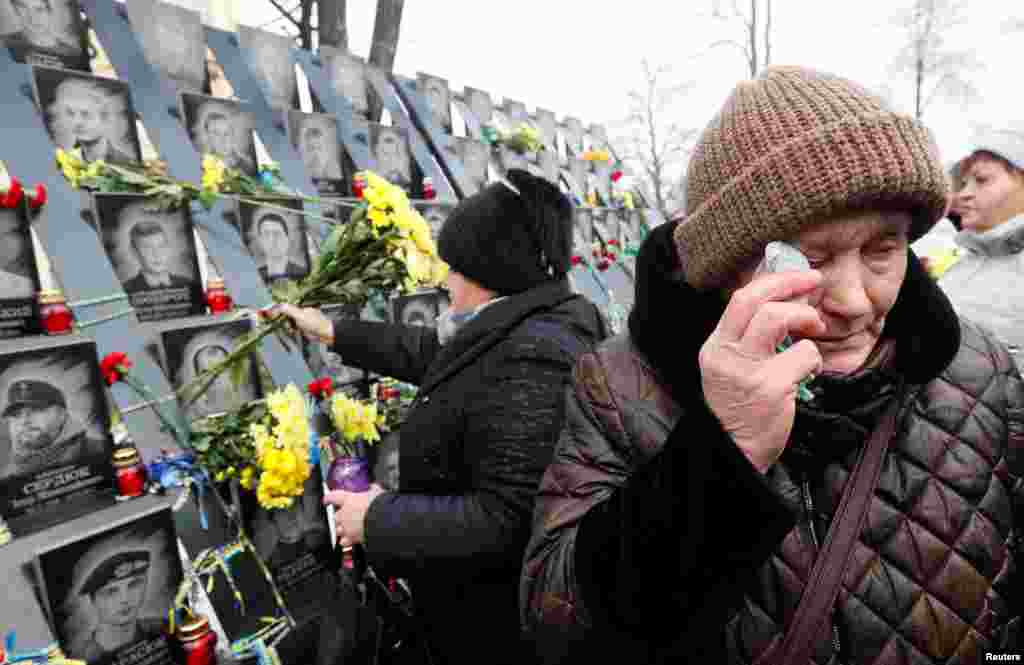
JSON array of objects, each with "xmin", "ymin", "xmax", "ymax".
[{"xmin": 939, "ymin": 214, "xmax": 1024, "ymax": 370}]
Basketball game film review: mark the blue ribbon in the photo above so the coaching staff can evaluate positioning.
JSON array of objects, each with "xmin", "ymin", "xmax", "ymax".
[
  {"xmin": 4, "ymin": 632, "xmax": 53, "ymax": 664},
  {"xmin": 147, "ymin": 453, "xmax": 210, "ymax": 529}
]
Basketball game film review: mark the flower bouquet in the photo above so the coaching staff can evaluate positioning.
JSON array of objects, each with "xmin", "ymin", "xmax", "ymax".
[
  {"xmin": 177, "ymin": 170, "xmax": 447, "ymax": 411},
  {"xmin": 189, "ymin": 384, "xmax": 312, "ymax": 510},
  {"xmin": 485, "ymin": 123, "xmax": 545, "ymax": 154},
  {"xmin": 321, "ymin": 392, "xmax": 386, "ymax": 493}
]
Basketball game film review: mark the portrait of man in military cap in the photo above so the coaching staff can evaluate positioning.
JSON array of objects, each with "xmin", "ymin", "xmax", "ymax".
[
  {"xmin": 1, "ymin": 0, "xmax": 88, "ymax": 71},
  {"xmin": 36, "ymin": 505, "xmax": 180, "ymax": 665}
]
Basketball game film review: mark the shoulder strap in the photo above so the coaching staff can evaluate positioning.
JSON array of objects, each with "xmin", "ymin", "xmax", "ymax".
[{"xmin": 757, "ymin": 392, "xmax": 905, "ymax": 665}]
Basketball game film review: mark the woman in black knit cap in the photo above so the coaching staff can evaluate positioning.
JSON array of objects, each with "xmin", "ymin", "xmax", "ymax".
[{"xmin": 273, "ymin": 169, "xmax": 608, "ymax": 664}]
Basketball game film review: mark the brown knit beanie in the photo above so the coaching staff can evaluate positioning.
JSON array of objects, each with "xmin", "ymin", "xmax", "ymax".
[{"xmin": 675, "ymin": 66, "xmax": 948, "ymax": 291}]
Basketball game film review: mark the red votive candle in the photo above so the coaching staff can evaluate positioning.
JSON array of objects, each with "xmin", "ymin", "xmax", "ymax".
[
  {"xmin": 113, "ymin": 446, "xmax": 147, "ymax": 499},
  {"xmin": 38, "ymin": 289, "xmax": 73, "ymax": 335},
  {"xmin": 205, "ymin": 278, "xmax": 233, "ymax": 314}
]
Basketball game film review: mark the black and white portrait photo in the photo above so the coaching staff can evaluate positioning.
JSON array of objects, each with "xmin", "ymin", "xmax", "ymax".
[
  {"xmin": 237, "ymin": 200, "xmax": 310, "ymax": 286},
  {"xmin": 454, "ymin": 136, "xmax": 489, "ymax": 190},
  {"xmin": 303, "ymin": 303, "xmax": 364, "ymax": 386},
  {"xmin": 36, "ymin": 505, "xmax": 180, "ymax": 665},
  {"xmin": 502, "ymin": 99, "xmax": 528, "ymax": 126},
  {"xmin": 0, "ymin": 339, "xmax": 115, "ymax": 536},
  {"xmin": 589, "ymin": 123, "xmax": 610, "ymax": 151},
  {"xmin": 567, "ymin": 157, "xmax": 588, "ymax": 194},
  {"xmin": 0, "ymin": 205, "xmax": 42, "ymax": 339},
  {"xmin": 533, "ymin": 109, "xmax": 557, "ymax": 149},
  {"xmin": 591, "ymin": 208, "xmax": 618, "ymax": 246},
  {"xmin": 563, "ymin": 117, "xmax": 584, "ymax": 157},
  {"xmin": 125, "ymin": 0, "xmax": 206, "ymax": 92},
  {"xmin": 390, "ymin": 290, "xmax": 444, "ymax": 328},
  {"xmin": 162, "ymin": 319, "xmax": 261, "ymax": 421},
  {"xmin": 0, "ymin": 0, "xmax": 88, "ymax": 71},
  {"xmin": 536, "ymin": 147, "xmax": 560, "ymax": 185},
  {"xmin": 321, "ymin": 47, "xmax": 369, "ymax": 118},
  {"xmin": 287, "ymin": 111, "xmax": 346, "ymax": 195},
  {"xmin": 463, "ymin": 86, "xmax": 493, "ymax": 127},
  {"xmin": 239, "ymin": 25, "xmax": 297, "ymax": 113},
  {"xmin": 373, "ymin": 430, "xmax": 399, "ymax": 492},
  {"xmin": 94, "ymin": 194, "xmax": 205, "ymax": 323},
  {"xmin": 369, "ymin": 123, "xmax": 415, "ymax": 194},
  {"xmin": 413, "ymin": 201, "xmax": 452, "ymax": 243},
  {"xmin": 573, "ymin": 208, "xmax": 593, "ymax": 253},
  {"xmin": 180, "ymin": 92, "xmax": 258, "ymax": 176},
  {"xmin": 33, "ymin": 66, "xmax": 142, "ymax": 164},
  {"xmin": 592, "ymin": 160, "xmax": 613, "ymax": 204},
  {"xmin": 417, "ymin": 73, "xmax": 452, "ymax": 134}
]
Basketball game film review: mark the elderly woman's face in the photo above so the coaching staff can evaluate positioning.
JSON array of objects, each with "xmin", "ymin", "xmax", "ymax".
[
  {"xmin": 957, "ymin": 153, "xmax": 1024, "ymax": 233},
  {"xmin": 735, "ymin": 210, "xmax": 911, "ymax": 375}
]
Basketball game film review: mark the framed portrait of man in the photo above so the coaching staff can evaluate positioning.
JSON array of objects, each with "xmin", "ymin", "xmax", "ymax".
[
  {"xmin": 390, "ymin": 289, "xmax": 445, "ymax": 328},
  {"xmin": 0, "ymin": 202, "xmax": 42, "ymax": 339},
  {"xmin": 239, "ymin": 25, "xmax": 298, "ymax": 113},
  {"xmin": 0, "ymin": 0, "xmax": 89, "ymax": 71},
  {"xmin": 413, "ymin": 201, "xmax": 453, "ymax": 243},
  {"xmin": 35, "ymin": 503, "xmax": 181, "ymax": 665},
  {"xmin": 463, "ymin": 86, "xmax": 493, "ymax": 127},
  {"xmin": 93, "ymin": 194, "xmax": 205, "ymax": 323},
  {"xmin": 536, "ymin": 148, "xmax": 560, "ymax": 185},
  {"xmin": 0, "ymin": 338, "xmax": 116, "ymax": 537},
  {"xmin": 302, "ymin": 303, "xmax": 365, "ymax": 387},
  {"xmin": 161, "ymin": 318, "xmax": 262, "ymax": 422},
  {"xmin": 573, "ymin": 208, "xmax": 593, "ymax": 254},
  {"xmin": 179, "ymin": 92, "xmax": 259, "ymax": 176},
  {"xmin": 368, "ymin": 123, "xmax": 418, "ymax": 195},
  {"xmin": 566, "ymin": 157, "xmax": 588, "ymax": 193},
  {"xmin": 563, "ymin": 117, "xmax": 584, "ymax": 157},
  {"xmin": 453, "ymin": 136, "xmax": 489, "ymax": 191},
  {"xmin": 416, "ymin": 73, "xmax": 452, "ymax": 134},
  {"xmin": 533, "ymin": 108, "xmax": 557, "ymax": 150},
  {"xmin": 287, "ymin": 111, "xmax": 347, "ymax": 196},
  {"xmin": 241, "ymin": 473, "xmax": 335, "ymax": 625},
  {"xmin": 125, "ymin": 0, "xmax": 206, "ymax": 92},
  {"xmin": 236, "ymin": 199, "xmax": 311, "ymax": 287},
  {"xmin": 32, "ymin": 66, "xmax": 142, "ymax": 165},
  {"xmin": 320, "ymin": 46, "xmax": 369, "ymax": 119}
]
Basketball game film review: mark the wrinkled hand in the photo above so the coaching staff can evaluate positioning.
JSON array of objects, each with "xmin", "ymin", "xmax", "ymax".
[
  {"xmin": 699, "ymin": 271, "xmax": 825, "ymax": 474},
  {"xmin": 263, "ymin": 304, "xmax": 334, "ymax": 344},
  {"xmin": 324, "ymin": 484, "xmax": 386, "ymax": 547}
]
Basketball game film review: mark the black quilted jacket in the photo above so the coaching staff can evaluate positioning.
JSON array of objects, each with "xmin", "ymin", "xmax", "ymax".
[
  {"xmin": 521, "ymin": 223, "xmax": 1024, "ymax": 664},
  {"xmin": 330, "ymin": 279, "xmax": 606, "ymax": 665}
]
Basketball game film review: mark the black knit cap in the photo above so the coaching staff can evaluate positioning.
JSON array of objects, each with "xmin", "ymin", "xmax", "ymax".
[{"xmin": 437, "ymin": 169, "xmax": 574, "ymax": 295}]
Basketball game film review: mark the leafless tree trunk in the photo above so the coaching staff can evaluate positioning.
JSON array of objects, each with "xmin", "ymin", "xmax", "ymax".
[
  {"xmin": 317, "ymin": 0, "xmax": 348, "ymax": 49},
  {"xmin": 265, "ymin": 0, "xmax": 315, "ymax": 49},
  {"xmin": 366, "ymin": 0, "xmax": 404, "ymax": 121},
  {"xmin": 613, "ymin": 60, "xmax": 698, "ymax": 221},
  {"xmin": 709, "ymin": 0, "xmax": 772, "ymax": 78},
  {"xmin": 890, "ymin": 0, "xmax": 979, "ymax": 121}
]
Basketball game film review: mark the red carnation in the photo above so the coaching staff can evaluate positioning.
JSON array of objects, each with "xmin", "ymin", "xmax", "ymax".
[
  {"xmin": 28, "ymin": 183, "xmax": 47, "ymax": 209},
  {"xmin": 1, "ymin": 177, "xmax": 23, "ymax": 209},
  {"xmin": 570, "ymin": 255, "xmax": 583, "ymax": 266},
  {"xmin": 611, "ymin": 170, "xmax": 623, "ymax": 182},
  {"xmin": 607, "ymin": 239, "xmax": 620, "ymax": 247},
  {"xmin": 100, "ymin": 352, "xmax": 132, "ymax": 386},
  {"xmin": 308, "ymin": 377, "xmax": 334, "ymax": 400}
]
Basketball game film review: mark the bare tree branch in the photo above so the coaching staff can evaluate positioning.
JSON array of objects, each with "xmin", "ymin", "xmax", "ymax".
[{"xmin": 265, "ymin": 0, "xmax": 303, "ymax": 29}]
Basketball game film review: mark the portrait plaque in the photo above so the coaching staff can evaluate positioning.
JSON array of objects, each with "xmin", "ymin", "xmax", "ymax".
[
  {"xmin": 533, "ymin": 108, "xmax": 557, "ymax": 149},
  {"xmin": 390, "ymin": 289, "xmax": 445, "ymax": 328},
  {"xmin": 0, "ymin": 338, "xmax": 116, "ymax": 537},
  {"xmin": 93, "ymin": 194, "xmax": 206, "ymax": 323},
  {"xmin": 302, "ymin": 303, "xmax": 365, "ymax": 387},
  {"xmin": 502, "ymin": 99, "xmax": 528, "ymax": 125},
  {"xmin": 463, "ymin": 86, "xmax": 493, "ymax": 126},
  {"xmin": 416, "ymin": 73, "xmax": 452, "ymax": 134},
  {"xmin": 240, "ymin": 473, "xmax": 335, "ymax": 625},
  {"xmin": 32, "ymin": 65, "xmax": 143, "ymax": 165},
  {"xmin": 573, "ymin": 208, "xmax": 593, "ymax": 253},
  {"xmin": 0, "ymin": 202, "xmax": 42, "ymax": 339},
  {"xmin": 235, "ymin": 198, "xmax": 311, "ymax": 288},
  {"xmin": 160, "ymin": 318, "xmax": 262, "ymax": 422},
  {"xmin": 452, "ymin": 136, "xmax": 489, "ymax": 190},
  {"xmin": 239, "ymin": 25, "xmax": 298, "ymax": 113},
  {"xmin": 368, "ymin": 122, "xmax": 419, "ymax": 196},
  {"xmin": 1, "ymin": 0, "xmax": 89, "ymax": 71},
  {"xmin": 287, "ymin": 111, "xmax": 347, "ymax": 196},
  {"xmin": 35, "ymin": 504, "xmax": 181, "ymax": 665},
  {"xmin": 125, "ymin": 0, "xmax": 206, "ymax": 92},
  {"xmin": 563, "ymin": 117, "xmax": 584, "ymax": 157},
  {"xmin": 320, "ymin": 47, "xmax": 369, "ymax": 119},
  {"xmin": 179, "ymin": 91, "xmax": 259, "ymax": 176}
]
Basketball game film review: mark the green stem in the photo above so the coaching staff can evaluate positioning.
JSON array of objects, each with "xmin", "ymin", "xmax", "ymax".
[{"xmin": 122, "ymin": 375, "xmax": 191, "ymax": 450}]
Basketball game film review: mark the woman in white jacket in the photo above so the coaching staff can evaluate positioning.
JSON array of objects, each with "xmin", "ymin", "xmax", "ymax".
[{"xmin": 939, "ymin": 128, "xmax": 1024, "ymax": 370}]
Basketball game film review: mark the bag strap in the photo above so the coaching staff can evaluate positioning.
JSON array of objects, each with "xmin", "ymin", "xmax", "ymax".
[{"xmin": 758, "ymin": 392, "xmax": 905, "ymax": 665}]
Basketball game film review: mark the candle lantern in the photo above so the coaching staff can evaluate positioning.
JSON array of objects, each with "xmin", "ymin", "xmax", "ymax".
[
  {"xmin": 352, "ymin": 174, "xmax": 367, "ymax": 199},
  {"xmin": 37, "ymin": 289, "xmax": 73, "ymax": 335},
  {"xmin": 205, "ymin": 278, "xmax": 233, "ymax": 314},
  {"xmin": 113, "ymin": 444, "xmax": 147, "ymax": 500},
  {"xmin": 175, "ymin": 613, "xmax": 218, "ymax": 665},
  {"xmin": 422, "ymin": 177, "xmax": 436, "ymax": 200}
]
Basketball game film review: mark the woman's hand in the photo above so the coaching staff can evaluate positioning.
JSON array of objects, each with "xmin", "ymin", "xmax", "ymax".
[
  {"xmin": 324, "ymin": 484, "xmax": 387, "ymax": 547},
  {"xmin": 699, "ymin": 270, "xmax": 825, "ymax": 474},
  {"xmin": 264, "ymin": 304, "xmax": 335, "ymax": 344}
]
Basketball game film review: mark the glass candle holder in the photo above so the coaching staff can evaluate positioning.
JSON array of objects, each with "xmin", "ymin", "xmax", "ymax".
[
  {"xmin": 175, "ymin": 613, "xmax": 218, "ymax": 665},
  {"xmin": 352, "ymin": 174, "xmax": 367, "ymax": 199},
  {"xmin": 205, "ymin": 278, "xmax": 233, "ymax": 315},
  {"xmin": 422, "ymin": 177, "xmax": 436, "ymax": 200},
  {"xmin": 113, "ymin": 445, "xmax": 147, "ymax": 499},
  {"xmin": 37, "ymin": 289, "xmax": 73, "ymax": 335}
]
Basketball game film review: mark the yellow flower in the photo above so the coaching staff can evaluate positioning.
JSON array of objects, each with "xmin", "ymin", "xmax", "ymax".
[
  {"xmin": 622, "ymin": 192, "xmax": 635, "ymax": 210},
  {"xmin": 240, "ymin": 466, "xmax": 256, "ymax": 490},
  {"xmin": 201, "ymin": 154, "xmax": 226, "ymax": 191},
  {"xmin": 55, "ymin": 148, "xmax": 85, "ymax": 188},
  {"xmin": 429, "ymin": 257, "xmax": 449, "ymax": 286},
  {"xmin": 330, "ymin": 393, "xmax": 381, "ymax": 445},
  {"xmin": 925, "ymin": 248, "xmax": 961, "ymax": 279}
]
